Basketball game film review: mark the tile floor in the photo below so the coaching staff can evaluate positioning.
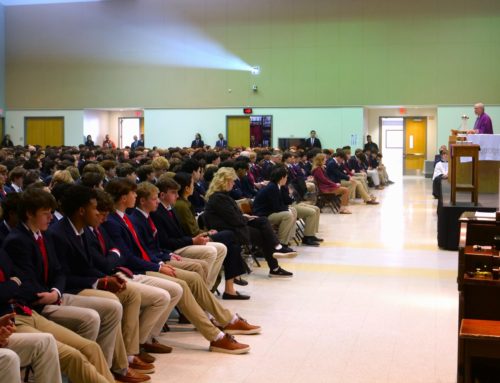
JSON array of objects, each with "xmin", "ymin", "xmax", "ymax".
[{"xmin": 154, "ymin": 176, "xmax": 458, "ymax": 383}]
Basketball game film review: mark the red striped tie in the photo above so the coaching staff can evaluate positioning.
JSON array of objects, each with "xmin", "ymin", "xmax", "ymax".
[
  {"xmin": 121, "ymin": 215, "xmax": 151, "ymax": 262},
  {"xmin": 147, "ymin": 216, "xmax": 157, "ymax": 238},
  {"xmin": 95, "ymin": 227, "xmax": 106, "ymax": 254},
  {"xmin": 35, "ymin": 234, "xmax": 49, "ymax": 283}
]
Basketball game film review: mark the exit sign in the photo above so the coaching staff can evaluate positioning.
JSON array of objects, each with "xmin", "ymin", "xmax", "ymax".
[{"xmin": 243, "ymin": 108, "xmax": 253, "ymax": 115}]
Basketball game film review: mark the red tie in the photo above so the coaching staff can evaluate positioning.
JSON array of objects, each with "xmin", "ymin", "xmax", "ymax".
[
  {"xmin": 35, "ymin": 234, "xmax": 49, "ymax": 283},
  {"xmin": 121, "ymin": 215, "xmax": 151, "ymax": 262},
  {"xmin": 167, "ymin": 209, "xmax": 174, "ymax": 219},
  {"xmin": 95, "ymin": 227, "xmax": 107, "ymax": 254},
  {"xmin": 147, "ymin": 216, "xmax": 157, "ymax": 238}
]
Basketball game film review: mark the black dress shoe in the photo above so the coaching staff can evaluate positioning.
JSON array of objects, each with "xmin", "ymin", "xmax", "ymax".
[
  {"xmin": 222, "ymin": 291, "xmax": 251, "ymax": 300},
  {"xmin": 234, "ymin": 277, "xmax": 248, "ymax": 286},
  {"xmin": 302, "ymin": 237, "xmax": 320, "ymax": 246},
  {"xmin": 312, "ymin": 236, "xmax": 324, "ymax": 242}
]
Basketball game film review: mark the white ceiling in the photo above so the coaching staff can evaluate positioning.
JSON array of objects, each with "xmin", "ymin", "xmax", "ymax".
[{"xmin": 1, "ymin": 0, "xmax": 102, "ymax": 6}]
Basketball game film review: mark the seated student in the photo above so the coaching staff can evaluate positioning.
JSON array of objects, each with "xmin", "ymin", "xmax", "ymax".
[
  {"xmin": 6, "ymin": 166, "xmax": 26, "ymax": 193},
  {"xmin": 204, "ymin": 167, "xmax": 295, "ymax": 278},
  {"xmin": 375, "ymin": 152, "xmax": 393, "ymax": 185},
  {"xmin": 0, "ymin": 250, "xmax": 114, "ymax": 383},
  {"xmin": 232, "ymin": 160, "xmax": 257, "ymax": 199},
  {"xmin": 49, "ymin": 185, "xmax": 164, "ymax": 381},
  {"xmin": 151, "ymin": 157, "xmax": 169, "ymax": 183},
  {"xmin": 432, "ymin": 150, "xmax": 449, "ymax": 199},
  {"xmin": 150, "ymin": 176, "xmax": 226, "ymax": 289},
  {"xmin": 100, "ymin": 160, "xmax": 117, "ymax": 187},
  {"xmin": 362, "ymin": 149, "xmax": 383, "ymax": 189},
  {"xmin": 136, "ymin": 165, "xmax": 155, "ymax": 183},
  {"xmin": 103, "ymin": 178, "xmax": 260, "ymax": 354},
  {"xmin": 0, "ymin": 313, "xmax": 61, "ymax": 383},
  {"xmin": 311, "ymin": 153, "xmax": 351, "ymax": 214},
  {"xmin": 116, "ymin": 163, "xmax": 138, "ymax": 183},
  {"xmin": 0, "ymin": 193, "xmax": 21, "ymax": 245},
  {"xmin": 2, "ymin": 188, "xmax": 122, "ymax": 383},
  {"xmin": 180, "ymin": 159, "xmax": 206, "ymax": 214},
  {"xmin": 0, "ymin": 165, "xmax": 8, "ymax": 201},
  {"xmin": 434, "ymin": 145, "xmax": 448, "ymax": 167},
  {"xmin": 283, "ymin": 152, "xmax": 316, "ymax": 194},
  {"xmin": 344, "ymin": 147, "xmax": 371, "ymax": 193},
  {"xmin": 173, "ymin": 172, "xmax": 249, "ymax": 299},
  {"xmin": 326, "ymin": 151, "xmax": 378, "ymax": 205},
  {"xmin": 252, "ymin": 166, "xmax": 298, "ymax": 247}
]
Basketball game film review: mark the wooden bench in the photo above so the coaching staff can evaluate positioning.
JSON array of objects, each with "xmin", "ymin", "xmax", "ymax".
[{"xmin": 459, "ymin": 319, "xmax": 500, "ymax": 382}]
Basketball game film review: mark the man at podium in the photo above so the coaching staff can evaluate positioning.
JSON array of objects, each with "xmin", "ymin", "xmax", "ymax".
[{"xmin": 472, "ymin": 103, "xmax": 493, "ymax": 134}]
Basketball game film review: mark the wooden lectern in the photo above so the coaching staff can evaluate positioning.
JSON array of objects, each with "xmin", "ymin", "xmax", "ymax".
[{"xmin": 449, "ymin": 140, "xmax": 480, "ymax": 206}]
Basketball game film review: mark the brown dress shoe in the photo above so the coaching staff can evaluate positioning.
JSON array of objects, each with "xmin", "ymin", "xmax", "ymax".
[
  {"xmin": 129, "ymin": 356, "xmax": 155, "ymax": 374},
  {"xmin": 113, "ymin": 369, "xmax": 151, "ymax": 383},
  {"xmin": 223, "ymin": 315, "xmax": 261, "ymax": 335},
  {"xmin": 138, "ymin": 349, "xmax": 156, "ymax": 364},
  {"xmin": 209, "ymin": 334, "xmax": 250, "ymax": 354},
  {"xmin": 141, "ymin": 338, "xmax": 173, "ymax": 354}
]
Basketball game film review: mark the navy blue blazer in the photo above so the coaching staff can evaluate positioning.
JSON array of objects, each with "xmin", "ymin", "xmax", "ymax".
[
  {"xmin": 129, "ymin": 209, "xmax": 172, "ymax": 262},
  {"xmin": 2, "ymin": 224, "xmax": 66, "ymax": 306},
  {"xmin": 191, "ymin": 139, "xmax": 204, "ymax": 148},
  {"xmin": 0, "ymin": 221, "xmax": 11, "ymax": 246},
  {"xmin": 326, "ymin": 159, "xmax": 349, "ymax": 183},
  {"xmin": 150, "ymin": 203, "xmax": 193, "ymax": 251},
  {"xmin": 259, "ymin": 160, "xmax": 274, "ymax": 181},
  {"xmin": 252, "ymin": 182, "xmax": 289, "ymax": 217},
  {"xmin": 48, "ymin": 217, "xmax": 105, "ymax": 294},
  {"xmin": 188, "ymin": 182, "xmax": 206, "ymax": 214},
  {"xmin": 0, "ymin": 249, "xmax": 24, "ymax": 316},
  {"xmin": 85, "ymin": 225, "xmax": 123, "ymax": 275},
  {"xmin": 102, "ymin": 212, "xmax": 162, "ymax": 274},
  {"xmin": 215, "ymin": 139, "xmax": 227, "ymax": 148}
]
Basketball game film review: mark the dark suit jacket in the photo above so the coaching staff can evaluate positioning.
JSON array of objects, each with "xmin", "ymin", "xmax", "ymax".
[
  {"xmin": 102, "ymin": 212, "xmax": 162, "ymax": 274},
  {"xmin": 0, "ymin": 249, "xmax": 23, "ymax": 316},
  {"xmin": 188, "ymin": 182, "xmax": 206, "ymax": 214},
  {"xmin": 191, "ymin": 139, "xmax": 204, "ymax": 148},
  {"xmin": 252, "ymin": 182, "xmax": 289, "ymax": 217},
  {"xmin": 150, "ymin": 203, "xmax": 193, "ymax": 251},
  {"xmin": 129, "ymin": 209, "xmax": 172, "ymax": 261},
  {"xmin": 326, "ymin": 159, "xmax": 349, "ymax": 183},
  {"xmin": 304, "ymin": 137, "xmax": 322, "ymax": 150},
  {"xmin": 2, "ymin": 224, "xmax": 66, "ymax": 307},
  {"xmin": 259, "ymin": 160, "xmax": 274, "ymax": 181},
  {"xmin": 86, "ymin": 225, "xmax": 123, "ymax": 275},
  {"xmin": 48, "ymin": 217, "xmax": 105, "ymax": 294},
  {"xmin": 215, "ymin": 139, "xmax": 227, "ymax": 148},
  {"xmin": 0, "ymin": 221, "xmax": 11, "ymax": 246}
]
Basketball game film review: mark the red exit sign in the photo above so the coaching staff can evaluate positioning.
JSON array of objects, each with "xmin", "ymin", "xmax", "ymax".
[{"xmin": 243, "ymin": 108, "xmax": 253, "ymax": 115}]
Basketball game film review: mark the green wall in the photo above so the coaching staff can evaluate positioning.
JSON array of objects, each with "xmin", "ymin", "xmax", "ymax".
[{"xmin": 5, "ymin": 0, "xmax": 500, "ymax": 109}]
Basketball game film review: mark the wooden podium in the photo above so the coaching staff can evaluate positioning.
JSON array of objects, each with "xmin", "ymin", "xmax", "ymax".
[{"xmin": 449, "ymin": 143, "xmax": 480, "ymax": 206}]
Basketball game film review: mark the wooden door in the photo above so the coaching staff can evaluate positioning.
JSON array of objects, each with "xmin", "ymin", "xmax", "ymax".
[
  {"xmin": 227, "ymin": 116, "xmax": 250, "ymax": 148},
  {"xmin": 25, "ymin": 117, "xmax": 64, "ymax": 147},
  {"xmin": 404, "ymin": 117, "xmax": 427, "ymax": 175}
]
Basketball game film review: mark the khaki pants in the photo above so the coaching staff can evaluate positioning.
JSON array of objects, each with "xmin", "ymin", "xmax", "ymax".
[
  {"xmin": 146, "ymin": 269, "xmax": 233, "ymax": 342},
  {"xmin": 341, "ymin": 179, "xmax": 372, "ymax": 202},
  {"xmin": 174, "ymin": 243, "xmax": 226, "ymax": 289},
  {"xmin": 78, "ymin": 286, "xmax": 142, "ymax": 371},
  {"xmin": 293, "ymin": 202, "xmax": 320, "ymax": 236},
  {"xmin": 4, "ymin": 333, "xmax": 62, "ymax": 383},
  {"xmin": 352, "ymin": 174, "xmax": 371, "ymax": 197},
  {"xmin": 116, "ymin": 273, "xmax": 181, "ymax": 345},
  {"xmin": 42, "ymin": 292, "xmax": 122, "ymax": 371},
  {"xmin": 268, "ymin": 208, "xmax": 297, "ymax": 245},
  {"xmin": 16, "ymin": 312, "xmax": 113, "ymax": 383}
]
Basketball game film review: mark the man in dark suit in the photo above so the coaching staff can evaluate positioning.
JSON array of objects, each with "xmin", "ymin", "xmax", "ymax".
[
  {"xmin": 304, "ymin": 130, "xmax": 322, "ymax": 150},
  {"xmin": 214, "ymin": 133, "xmax": 227, "ymax": 149},
  {"xmin": 191, "ymin": 133, "xmax": 204, "ymax": 148}
]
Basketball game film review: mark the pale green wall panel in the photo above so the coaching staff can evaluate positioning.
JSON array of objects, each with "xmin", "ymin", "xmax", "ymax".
[{"xmin": 145, "ymin": 107, "xmax": 364, "ymax": 150}]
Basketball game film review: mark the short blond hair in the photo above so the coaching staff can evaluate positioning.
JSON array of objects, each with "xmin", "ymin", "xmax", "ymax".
[
  {"xmin": 52, "ymin": 170, "xmax": 74, "ymax": 185},
  {"xmin": 151, "ymin": 156, "xmax": 170, "ymax": 171},
  {"xmin": 205, "ymin": 167, "xmax": 237, "ymax": 200}
]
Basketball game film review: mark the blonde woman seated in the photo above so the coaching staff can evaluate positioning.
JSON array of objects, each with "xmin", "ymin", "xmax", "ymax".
[
  {"xmin": 311, "ymin": 153, "xmax": 352, "ymax": 214},
  {"xmin": 204, "ymin": 167, "xmax": 294, "ymax": 278}
]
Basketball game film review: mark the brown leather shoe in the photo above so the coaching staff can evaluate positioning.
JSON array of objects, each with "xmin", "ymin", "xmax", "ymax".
[
  {"xmin": 129, "ymin": 356, "xmax": 155, "ymax": 374},
  {"xmin": 138, "ymin": 349, "xmax": 156, "ymax": 364},
  {"xmin": 366, "ymin": 199, "xmax": 379, "ymax": 205},
  {"xmin": 223, "ymin": 314, "xmax": 261, "ymax": 335},
  {"xmin": 209, "ymin": 334, "xmax": 250, "ymax": 354},
  {"xmin": 113, "ymin": 369, "xmax": 151, "ymax": 383},
  {"xmin": 141, "ymin": 338, "xmax": 173, "ymax": 354}
]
